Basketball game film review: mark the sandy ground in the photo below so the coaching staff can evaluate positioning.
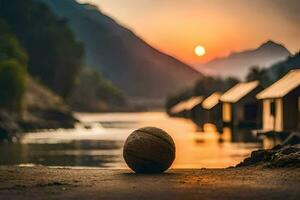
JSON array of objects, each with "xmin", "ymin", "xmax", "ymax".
[{"xmin": 0, "ymin": 166, "xmax": 299, "ymax": 200}]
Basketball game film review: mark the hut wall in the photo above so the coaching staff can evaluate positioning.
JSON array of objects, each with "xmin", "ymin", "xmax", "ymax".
[
  {"xmin": 234, "ymin": 103, "xmax": 244, "ymax": 124},
  {"xmin": 282, "ymin": 86, "xmax": 300, "ymax": 131},
  {"xmin": 262, "ymin": 99, "xmax": 274, "ymax": 131},
  {"xmin": 222, "ymin": 103, "xmax": 232, "ymax": 123},
  {"xmin": 203, "ymin": 104, "xmax": 222, "ymax": 124},
  {"xmin": 274, "ymin": 98, "xmax": 283, "ymax": 132},
  {"xmin": 261, "ymin": 98, "xmax": 283, "ymax": 132},
  {"xmin": 212, "ymin": 105, "xmax": 223, "ymax": 132},
  {"xmin": 234, "ymin": 87, "xmax": 262, "ymax": 127},
  {"xmin": 210, "ymin": 104, "xmax": 222, "ymax": 123},
  {"xmin": 190, "ymin": 105, "xmax": 206, "ymax": 128}
]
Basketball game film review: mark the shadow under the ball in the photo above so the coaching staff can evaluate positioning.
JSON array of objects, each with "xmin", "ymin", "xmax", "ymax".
[{"xmin": 120, "ymin": 172, "xmax": 180, "ymax": 177}]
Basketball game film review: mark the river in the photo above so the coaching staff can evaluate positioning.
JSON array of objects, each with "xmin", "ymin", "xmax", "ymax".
[{"xmin": 0, "ymin": 112, "xmax": 261, "ymax": 169}]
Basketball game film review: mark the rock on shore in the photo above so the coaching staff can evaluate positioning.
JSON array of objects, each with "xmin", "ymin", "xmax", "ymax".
[
  {"xmin": 0, "ymin": 111, "xmax": 21, "ymax": 141},
  {"xmin": 22, "ymin": 77, "xmax": 78, "ymax": 130},
  {"xmin": 0, "ymin": 77, "xmax": 77, "ymax": 141},
  {"xmin": 237, "ymin": 144, "xmax": 300, "ymax": 168}
]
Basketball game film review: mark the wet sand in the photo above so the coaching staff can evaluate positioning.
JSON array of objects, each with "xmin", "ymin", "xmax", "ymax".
[{"xmin": 0, "ymin": 166, "xmax": 299, "ymax": 200}]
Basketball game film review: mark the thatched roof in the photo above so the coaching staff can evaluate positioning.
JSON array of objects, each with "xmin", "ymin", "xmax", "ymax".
[
  {"xmin": 170, "ymin": 96, "xmax": 203, "ymax": 113},
  {"xmin": 202, "ymin": 92, "xmax": 222, "ymax": 109},
  {"xmin": 257, "ymin": 69, "xmax": 300, "ymax": 99},
  {"xmin": 220, "ymin": 81, "xmax": 259, "ymax": 103}
]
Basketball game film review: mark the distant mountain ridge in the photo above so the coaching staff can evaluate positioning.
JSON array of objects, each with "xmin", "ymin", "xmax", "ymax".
[
  {"xmin": 36, "ymin": 0, "xmax": 201, "ymax": 101},
  {"xmin": 197, "ymin": 40, "xmax": 291, "ymax": 79}
]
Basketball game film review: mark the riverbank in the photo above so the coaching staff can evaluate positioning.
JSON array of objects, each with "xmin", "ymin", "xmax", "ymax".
[
  {"xmin": 0, "ymin": 166, "xmax": 299, "ymax": 200},
  {"xmin": 0, "ymin": 77, "xmax": 77, "ymax": 141}
]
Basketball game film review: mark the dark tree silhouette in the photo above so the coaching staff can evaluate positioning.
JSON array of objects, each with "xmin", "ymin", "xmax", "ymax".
[
  {"xmin": 0, "ymin": 19, "xmax": 27, "ymax": 66},
  {"xmin": 67, "ymin": 67, "xmax": 126, "ymax": 112},
  {"xmin": 0, "ymin": 0, "xmax": 84, "ymax": 97},
  {"xmin": 246, "ymin": 66, "xmax": 269, "ymax": 86},
  {"xmin": 0, "ymin": 60, "xmax": 27, "ymax": 111},
  {"xmin": 0, "ymin": 19, "xmax": 27, "ymax": 111}
]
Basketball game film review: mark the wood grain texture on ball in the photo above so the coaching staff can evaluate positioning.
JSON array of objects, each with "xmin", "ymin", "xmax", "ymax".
[{"xmin": 123, "ymin": 127, "xmax": 176, "ymax": 174}]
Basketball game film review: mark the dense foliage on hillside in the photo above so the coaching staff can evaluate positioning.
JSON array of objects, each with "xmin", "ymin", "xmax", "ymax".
[
  {"xmin": 266, "ymin": 52, "xmax": 300, "ymax": 83},
  {"xmin": 246, "ymin": 52, "xmax": 300, "ymax": 87},
  {"xmin": 0, "ymin": 60, "xmax": 27, "ymax": 112},
  {"xmin": 0, "ymin": 20, "xmax": 27, "ymax": 66},
  {"xmin": 0, "ymin": 19, "xmax": 27, "ymax": 111},
  {"xmin": 0, "ymin": 0, "xmax": 127, "ymax": 112},
  {"xmin": 246, "ymin": 66, "xmax": 270, "ymax": 87},
  {"xmin": 0, "ymin": 0, "xmax": 84, "ymax": 97},
  {"xmin": 67, "ymin": 68, "xmax": 126, "ymax": 112}
]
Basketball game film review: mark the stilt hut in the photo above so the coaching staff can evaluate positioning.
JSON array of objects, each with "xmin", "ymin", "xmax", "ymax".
[
  {"xmin": 220, "ymin": 81, "xmax": 263, "ymax": 129},
  {"xmin": 169, "ymin": 96, "xmax": 203, "ymax": 118},
  {"xmin": 191, "ymin": 92, "xmax": 222, "ymax": 131},
  {"xmin": 256, "ymin": 70, "xmax": 300, "ymax": 133}
]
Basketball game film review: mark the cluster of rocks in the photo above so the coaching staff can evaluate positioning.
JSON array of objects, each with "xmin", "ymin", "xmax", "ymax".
[
  {"xmin": 0, "ymin": 109, "xmax": 77, "ymax": 142},
  {"xmin": 0, "ymin": 111, "xmax": 21, "ymax": 141},
  {"xmin": 237, "ymin": 144, "xmax": 300, "ymax": 168}
]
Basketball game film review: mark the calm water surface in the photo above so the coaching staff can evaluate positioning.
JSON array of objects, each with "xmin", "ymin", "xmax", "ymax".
[{"xmin": 0, "ymin": 112, "xmax": 261, "ymax": 168}]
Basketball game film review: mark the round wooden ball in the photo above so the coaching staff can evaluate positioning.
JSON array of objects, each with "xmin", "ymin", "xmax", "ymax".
[{"xmin": 123, "ymin": 127, "xmax": 176, "ymax": 174}]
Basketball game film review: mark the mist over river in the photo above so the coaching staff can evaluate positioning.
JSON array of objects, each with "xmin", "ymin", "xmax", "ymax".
[{"xmin": 0, "ymin": 112, "xmax": 261, "ymax": 169}]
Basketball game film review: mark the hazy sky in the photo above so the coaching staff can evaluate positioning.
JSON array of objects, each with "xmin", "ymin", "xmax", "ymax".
[{"xmin": 78, "ymin": 0, "xmax": 300, "ymax": 65}]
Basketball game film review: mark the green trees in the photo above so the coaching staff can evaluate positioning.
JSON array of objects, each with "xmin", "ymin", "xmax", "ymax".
[
  {"xmin": 266, "ymin": 52, "xmax": 300, "ymax": 84},
  {"xmin": 67, "ymin": 68, "xmax": 126, "ymax": 111},
  {"xmin": 0, "ymin": 19, "xmax": 27, "ymax": 111},
  {"xmin": 0, "ymin": 1, "xmax": 127, "ymax": 112},
  {"xmin": 246, "ymin": 66, "xmax": 270, "ymax": 87},
  {"xmin": 0, "ymin": 20, "xmax": 27, "ymax": 66},
  {"xmin": 0, "ymin": 0, "xmax": 84, "ymax": 97},
  {"xmin": 193, "ymin": 76, "xmax": 239, "ymax": 97},
  {"xmin": 0, "ymin": 60, "xmax": 26, "ymax": 111}
]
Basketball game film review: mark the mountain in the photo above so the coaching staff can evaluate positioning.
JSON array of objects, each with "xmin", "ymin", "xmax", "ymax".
[
  {"xmin": 36, "ymin": 0, "xmax": 201, "ymax": 102},
  {"xmin": 197, "ymin": 40, "xmax": 291, "ymax": 79}
]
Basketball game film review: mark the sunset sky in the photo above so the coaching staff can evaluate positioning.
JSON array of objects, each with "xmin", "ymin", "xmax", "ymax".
[{"xmin": 78, "ymin": 0, "xmax": 300, "ymax": 65}]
